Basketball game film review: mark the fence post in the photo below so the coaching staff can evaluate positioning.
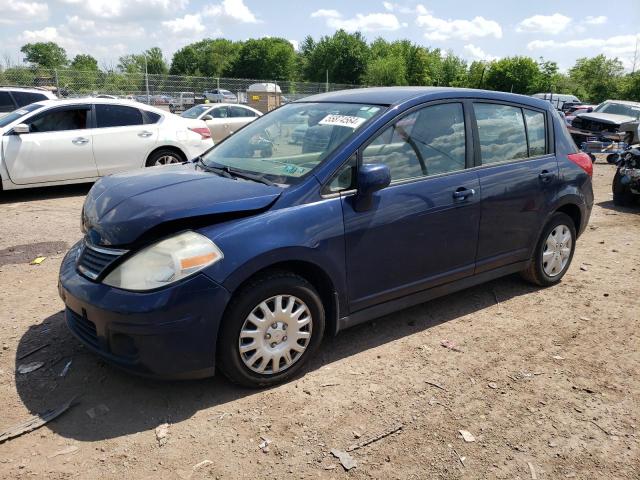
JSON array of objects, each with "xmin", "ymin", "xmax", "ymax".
[{"xmin": 54, "ymin": 69, "xmax": 60, "ymax": 95}]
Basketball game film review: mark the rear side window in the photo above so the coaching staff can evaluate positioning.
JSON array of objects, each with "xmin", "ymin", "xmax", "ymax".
[
  {"xmin": 28, "ymin": 108, "xmax": 88, "ymax": 132},
  {"xmin": 230, "ymin": 106, "xmax": 256, "ymax": 118},
  {"xmin": 474, "ymin": 103, "xmax": 527, "ymax": 164},
  {"xmin": 364, "ymin": 103, "xmax": 466, "ymax": 181},
  {"xmin": 524, "ymin": 109, "xmax": 546, "ymax": 156},
  {"xmin": 13, "ymin": 91, "xmax": 47, "ymax": 107},
  {"xmin": 143, "ymin": 110, "xmax": 161, "ymax": 124},
  {"xmin": 0, "ymin": 92, "xmax": 15, "ymax": 113},
  {"xmin": 212, "ymin": 107, "xmax": 229, "ymax": 118},
  {"xmin": 96, "ymin": 104, "xmax": 143, "ymax": 128}
]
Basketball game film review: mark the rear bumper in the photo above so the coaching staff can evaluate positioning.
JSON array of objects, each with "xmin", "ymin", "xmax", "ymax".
[{"xmin": 58, "ymin": 242, "xmax": 230, "ymax": 379}]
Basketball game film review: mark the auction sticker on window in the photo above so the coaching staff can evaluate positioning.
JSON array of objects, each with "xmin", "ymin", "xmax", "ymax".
[{"xmin": 318, "ymin": 114, "xmax": 367, "ymax": 129}]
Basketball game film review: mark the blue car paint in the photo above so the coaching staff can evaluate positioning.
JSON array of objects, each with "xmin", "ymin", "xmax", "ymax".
[{"xmin": 58, "ymin": 87, "xmax": 593, "ymax": 379}]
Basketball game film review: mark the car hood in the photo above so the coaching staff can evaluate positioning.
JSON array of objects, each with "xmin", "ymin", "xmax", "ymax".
[
  {"xmin": 82, "ymin": 163, "xmax": 282, "ymax": 247},
  {"xmin": 575, "ymin": 112, "xmax": 637, "ymax": 126}
]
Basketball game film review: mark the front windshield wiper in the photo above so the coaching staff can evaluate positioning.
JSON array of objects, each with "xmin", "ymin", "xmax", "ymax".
[{"xmin": 195, "ymin": 157, "xmax": 276, "ymax": 186}]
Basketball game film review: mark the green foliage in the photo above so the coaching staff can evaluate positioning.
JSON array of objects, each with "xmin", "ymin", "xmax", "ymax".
[
  {"xmin": 365, "ymin": 55, "xmax": 407, "ymax": 86},
  {"xmin": 440, "ymin": 52, "xmax": 467, "ymax": 87},
  {"xmin": 620, "ymin": 72, "xmax": 640, "ymax": 102},
  {"xmin": 70, "ymin": 54, "xmax": 98, "ymax": 71},
  {"xmin": 20, "ymin": 42, "xmax": 68, "ymax": 69},
  {"xmin": 170, "ymin": 39, "xmax": 242, "ymax": 77},
  {"xmin": 569, "ymin": 55, "xmax": 624, "ymax": 103},
  {"xmin": 301, "ymin": 30, "xmax": 370, "ymax": 84},
  {"xmin": 225, "ymin": 38, "xmax": 296, "ymax": 80},
  {"xmin": 484, "ymin": 56, "xmax": 541, "ymax": 94},
  {"xmin": 118, "ymin": 47, "xmax": 167, "ymax": 75}
]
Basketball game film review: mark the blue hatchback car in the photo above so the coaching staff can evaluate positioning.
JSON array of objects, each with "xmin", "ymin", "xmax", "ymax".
[{"xmin": 58, "ymin": 87, "xmax": 594, "ymax": 387}]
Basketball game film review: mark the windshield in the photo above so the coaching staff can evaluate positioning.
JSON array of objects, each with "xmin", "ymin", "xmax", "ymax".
[
  {"xmin": 594, "ymin": 102, "xmax": 640, "ymax": 119},
  {"xmin": 182, "ymin": 105, "xmax": 211, "ymax": 119},
  {"xmin": 0, "ymin": 103, "xmax": 44, "ymax": 128},
  {"xmin": 201, "ymin": 102, "xmax": 384, "ymax": 185}
]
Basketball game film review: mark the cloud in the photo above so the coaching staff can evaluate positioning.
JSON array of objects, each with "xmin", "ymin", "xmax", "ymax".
[
  {"xmin": 289, "ymin": 39, "xmax": 299, "ymax": 51},
  {"xmin": 202, "ymin": 0, "xmax": 259, "ymax": 23},
  {"xmin": 584, "ymin": 15, "xmax": 607, "ymax": 25},
  {"xmin": 527, "ymin": 33, "xmax": 640, "ymax": 70},
  {"xmin": 0, "ymin": 0, "xmax": 48, "ymax": 24},
  {"xmin": 66, "ymin": 16, "xmax": 144, "ymax": 38},
  {"xmin": 464, "ymin": 44, "xmax": 499, "ymax": 62},
  {"xmin": 311, "ymin": 9, "xmax": 404, "ymax": 32},
  {"xmin": 416, "ymin": 13, "xmax": 502, "ymax": 41},
  {"xmin": 382, "ymin": 2, "xmax": 424, "ymax": 14},
  {"xmin": 162, "ymin": 14, "xmax": 205, "ymax": 34},
  {"xmin": 516, "ymin": 13, "xmax": 571, "ymax": 35},
  {"xmin": 57, "ymin": 0, "xmax": 188, "ymax": 20}
]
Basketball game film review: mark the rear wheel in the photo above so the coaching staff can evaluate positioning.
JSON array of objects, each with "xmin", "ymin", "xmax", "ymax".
[
  {"xmin": 521, "ymin": 212, "xmax": 576, "ymax": 286},
  {"xmin": 145, "ymin": 149, "xmax": 185, "ymax": 167},
  {"xmin": 612, "ymin": 169, "xmax": 636, "ymax": 206},
  {"xmin": 606, "ymin": 153, "xmax": 619, "ymax": 164},
  {"xmin": 217, "ymin": 271, "xmax": 325, "ymax": 388}
]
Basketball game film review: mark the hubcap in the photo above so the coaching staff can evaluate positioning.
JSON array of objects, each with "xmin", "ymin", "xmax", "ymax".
[
  {"xmin": 154, "ymin": 154, "xmax": 180, "ymax": 166},
  {"xmin": 542, "ymin": 224, "xmax": 572, "ymax": 277},
  {"xmin": 239, "ymin": 295, "xmax": 312, "ymax": 375}
]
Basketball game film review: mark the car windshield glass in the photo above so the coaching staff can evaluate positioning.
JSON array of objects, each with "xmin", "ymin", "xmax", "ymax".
[
  {"xmin": 201, "ymin": 102, "xmax": 384, "ymax": 185},
  {"xmin": 594, "ymin": 102, "xmax": 640, "ymax": 119},
  {"xmin": 182, "ymin": 105, "xmax": 210, "ymax": 119},
  {"xmin": 0, "ymin": 103, "xmax": 44, "ymax": 128}
]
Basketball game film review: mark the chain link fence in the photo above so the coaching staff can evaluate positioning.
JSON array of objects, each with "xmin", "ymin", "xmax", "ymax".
[{"xmin": 0, "ymin": 66, "xmax": 363, "ymax": 111}]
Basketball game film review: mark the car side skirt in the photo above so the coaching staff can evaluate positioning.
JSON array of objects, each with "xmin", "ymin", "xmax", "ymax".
[{"xmin": 336, "ymin": 260, "xmax": 530, "ymax": 333}]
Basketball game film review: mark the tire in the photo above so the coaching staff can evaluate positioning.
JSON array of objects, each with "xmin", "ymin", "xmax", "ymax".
[
  {"xmin": 217, "ymin": 271, "xmax": 325, "ymax": 388},
  {"xmin": 612, "ymin": 169, "xmax": 636, "ymax": 206},
  {"xmin": 145, "ymin": 148, "xmax": 185, "ymax": 167},
  {"xmin": 606, "ymin": 153, "xmax": 619, "ymax": 164},
  {"xmin": 520, "ymin": 212, "xmax": 576, "ymax": 287},
  {"xmin": 588, "ymin": 153, "xmax": 596, "ymax": 163}
]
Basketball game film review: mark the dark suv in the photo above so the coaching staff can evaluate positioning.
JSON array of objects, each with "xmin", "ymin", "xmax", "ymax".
[
  {"xmin": 0, "ymin": 87, "xmax": 57, "ymax": 115},
  {"xmin": 59, "ymin": 87, "xmax": 594, "ymax": 387}
]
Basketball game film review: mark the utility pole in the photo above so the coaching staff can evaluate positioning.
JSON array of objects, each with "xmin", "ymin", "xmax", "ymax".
[
  {"xmin": 326, "ymin": 69, "xmax": 329, "ymax": 92},
  {"xmin": 632, "ymin": 37, "xmax": 638, "ymax": 74}
]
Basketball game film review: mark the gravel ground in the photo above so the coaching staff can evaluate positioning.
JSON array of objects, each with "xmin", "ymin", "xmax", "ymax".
[{"xmin": 0, "ymin": 162, "xmax": 638, "ymax": 479}]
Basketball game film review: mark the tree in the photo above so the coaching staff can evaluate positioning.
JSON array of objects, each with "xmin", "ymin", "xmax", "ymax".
[
  {"xmin": 569, "ymin": 55, "xmax": 624, "ymax": 103},
  {"xmin": 365, "ymin": 56, "xmax": 407, "ymax": 86},
  {"xmin": 20, "ymin": 42, "xmax": 68, "ymax": 69},
  {"xmin": 484, "ymin": 56, "xmax": 540, "ymax": 94},
  {"xmin": 170, "ymin": 39, "xmax": 242, "ymax": 77},
  {"xmin": 440, "ymin": 52, "xmax": 467, "ymax": 87},
  {"xmin": 70, "ymin": 54, "xmax": 98, "ymax": 71},
  {"xmin": 118, "ymin": 47, "xmax": 167, "ymax": 75},
  {"xmin": 225, "ymin": 38, "xmax": 296, "ymax": 80},
  {"xmin": 620, "ymin": 72, "xmax": 640, "ymax": 102},
  {"xmin": 302, "ymin": 30, "xmax": 369, "ymax": 84},
  {"xmin": 467, "ymin": 60, "xmax": 488, "ymax": 89}
]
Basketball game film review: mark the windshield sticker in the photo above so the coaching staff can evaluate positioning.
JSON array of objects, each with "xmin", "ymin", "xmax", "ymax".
[{"xmin": 318, "ymin": 114, "xmax": 367, "ymax": 129}]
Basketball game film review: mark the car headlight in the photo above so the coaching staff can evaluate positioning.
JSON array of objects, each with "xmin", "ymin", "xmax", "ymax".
[{"xmin": 103, "ymin": 231, "xmax": 223, "ymax": 291}]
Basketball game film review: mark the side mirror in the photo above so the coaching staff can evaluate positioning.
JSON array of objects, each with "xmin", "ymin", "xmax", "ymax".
[
  {"xmin": 202, "ymin": 115, "xmax": 213, "ymax": 121},
  {"xmin": 13, "ymin": 123, "xmax": 30, "ymax": 134},
  {"xmin": 586, "ymin": 107, "xmax": 593, "ymax": 113},
  {"xmin": 354, "ymin": 163, "xmax": 391, "ymax": 212}
]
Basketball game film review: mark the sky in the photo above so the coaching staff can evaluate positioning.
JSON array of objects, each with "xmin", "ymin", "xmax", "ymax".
[{"xmin": 0, "ymin": 0, "xmax": 638, "ymax": 72}]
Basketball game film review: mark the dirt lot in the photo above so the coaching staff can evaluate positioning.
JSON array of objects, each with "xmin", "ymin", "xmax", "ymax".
[{"xmin": 0, "ymin": 162, "xmax": 638, "ymax": 480}]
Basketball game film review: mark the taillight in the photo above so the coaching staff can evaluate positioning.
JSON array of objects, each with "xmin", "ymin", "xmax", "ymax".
[
  {"xmin": 568, "ymin": 152, "xmax": 593, "ymax": 177},
  {"xmin": 189, "ymin": 127, "xmax": 211, "ymax": 140}
]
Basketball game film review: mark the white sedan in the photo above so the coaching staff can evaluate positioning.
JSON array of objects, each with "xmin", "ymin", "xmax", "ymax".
[
  {"xmin": 0, "ymin": 98, "xmax": 213, "ymax": 190},
  {"xmin": 181, "ymin": 103, "xmax": 262, "ymax": 143}
]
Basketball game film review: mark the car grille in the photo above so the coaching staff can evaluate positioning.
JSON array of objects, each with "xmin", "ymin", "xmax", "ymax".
[
  {"xmin": 66, "ymin": 308, "xmax": 99, "ymax": 349},
  {"xmin": 76, "ymin": 241, "xmax": 127, "ymax": 280}
]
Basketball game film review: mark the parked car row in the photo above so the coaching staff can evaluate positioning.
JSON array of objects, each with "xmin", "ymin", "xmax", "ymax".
[
  {"xmin": 0, "ymin": 98, "xmax": 213, "ymax": 190},
  {"xmin": 181, "ymin": 103, "xmax": 262, "ymax": 143},
  {"xmin": 53, "ymin": 87, "xmax": 594, "ymax": 387},
  {"xmin": 0, "ymin": 86, "xmax": 57, "ymax": 117}
]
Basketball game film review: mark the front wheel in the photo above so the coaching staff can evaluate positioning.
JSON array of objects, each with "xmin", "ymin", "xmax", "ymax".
[
  {"xmin": 521, "ymin": 212, "xmax": 576, "ymax": 286},
  {"xmin": 217, "ymin": 271, "xmax": 325, "ymax": 388}
]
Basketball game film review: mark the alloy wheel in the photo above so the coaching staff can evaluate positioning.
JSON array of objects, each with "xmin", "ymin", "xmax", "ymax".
[{"xmin": 154, "ymin": 154, "xmax": 181, "ymax": 166}]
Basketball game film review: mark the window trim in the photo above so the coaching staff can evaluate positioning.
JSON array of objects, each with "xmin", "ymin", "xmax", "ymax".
[
  {"xmin": 25, "ymin": 104, "xmax": 92, "ymax": 134},
  {"xmin": 470, "ymin": 100, "xmax": 554, "ymax": 169}
]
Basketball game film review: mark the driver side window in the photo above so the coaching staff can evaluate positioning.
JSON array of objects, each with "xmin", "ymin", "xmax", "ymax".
[{"xmin": 362, "ymin": 103, "xmax": 466, "ymax": 181}]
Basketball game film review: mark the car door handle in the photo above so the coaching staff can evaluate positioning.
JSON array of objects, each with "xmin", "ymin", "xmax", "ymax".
[
  {"xmin": 138, "ymin": 131, "xmax": 153, "ymax": 138},
  {"xmin": 539, "ymin": 170, "xmax": 555, "ymax": 182},
  {"xmin": 452, "ymin": 187, "xmax": 476, "ymax": 200},
  {"xmin": 72, "ymin": 137, "xmax": 89, "ymax": 145}
]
